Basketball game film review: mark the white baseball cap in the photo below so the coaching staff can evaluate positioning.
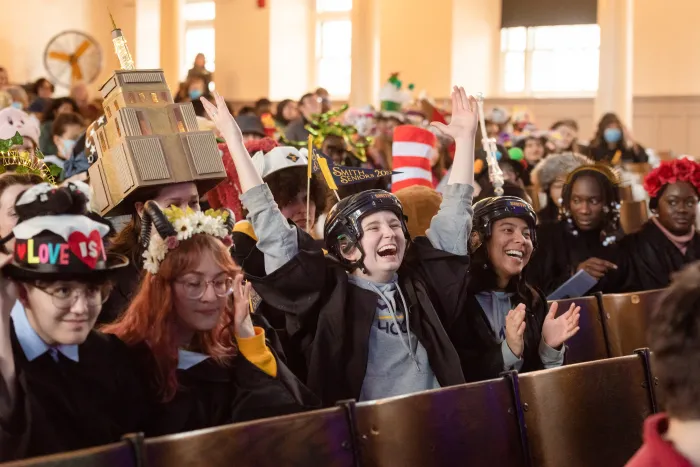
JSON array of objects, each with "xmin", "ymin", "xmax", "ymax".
[{"xmin": 251, "ymin": 146, "xmax": 309, "ymax": 179}]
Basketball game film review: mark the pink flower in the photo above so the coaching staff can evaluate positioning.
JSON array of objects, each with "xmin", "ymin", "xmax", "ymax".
[
  {"xmin": 165, "ymin": 236, "xmax": 179, "ymax": 249},
  {"xmin": 222, "ymin": 235, "xmax": 233, "ymax": 247}
]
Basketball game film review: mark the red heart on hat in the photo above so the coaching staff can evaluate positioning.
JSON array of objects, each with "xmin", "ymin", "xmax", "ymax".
[
  {"xmin": 67, "ymin": 230, "xmax": 105, "ymax": 269},
  {"xmin": 15, "ymin": 242, "xmax": 26, "ymax": 261}
]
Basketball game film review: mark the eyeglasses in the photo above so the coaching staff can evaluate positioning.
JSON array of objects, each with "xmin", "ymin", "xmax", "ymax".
[
  {"xmin": 175, "ymin": 276, "xmax": 234, "ymax": 300},
  {"xmin": 33, "ymin": 283, "xmax": 112, "ymax": 309}
]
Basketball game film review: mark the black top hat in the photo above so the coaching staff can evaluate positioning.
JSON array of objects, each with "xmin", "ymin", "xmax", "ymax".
[{"xmin": 2, "ymin": 181, "xmax": 128, "ymax": 282}]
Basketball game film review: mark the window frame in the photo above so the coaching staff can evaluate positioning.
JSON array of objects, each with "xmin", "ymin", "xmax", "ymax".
[
  {"xmin": 313, "ymin": 2, "xmax": 352, "ymax": 99},
  {"xmin": 181, "ymin": 0, "xmax": 216, "ymax": 82},
  {"xmin": 499, "ymin": 24, "xmax": 600, "ymax": 99}
]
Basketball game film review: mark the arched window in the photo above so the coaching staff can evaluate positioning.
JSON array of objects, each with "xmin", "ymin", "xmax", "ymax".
[
  {"xmin": 315, "ymin": 0, "xmax": 352, "ymax": 98},
  {"xmin": 182, "ymin": 0, "xmax": 216, "ymax": 83}
]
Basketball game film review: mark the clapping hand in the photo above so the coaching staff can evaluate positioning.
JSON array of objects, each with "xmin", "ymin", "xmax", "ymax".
[
  {"xmin": 431, "ymin": 86, "xmax": 478, "ymax": 142},
  {"xmin": 232, "ymin": 274, "xmax": 255, "ymax": 338},
  {"xmin": 201, "ymin": 93, "xmax": 242, "ymax": 146},
  {"xmin": 542, "ymin": 302, "xmax": 581, "ymax": 349},
  {"xmin": 505, "ymin": 303, "xmax": 527, "ymax": 358}
]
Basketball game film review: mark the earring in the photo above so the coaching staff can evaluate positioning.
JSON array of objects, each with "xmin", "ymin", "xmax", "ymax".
[{"xmin": 483, "ymin": 263, "xmax": 489, "ymax": 270}]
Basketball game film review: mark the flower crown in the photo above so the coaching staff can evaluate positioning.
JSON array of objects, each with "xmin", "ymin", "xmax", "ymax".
[
  {"xmin": 0, "ymin": 132, "xmax": 56, "ymax": 183},
  {"xmin": 643, "ymin": 157, "xmax": 700, "ymax": 199},
  {"xmin": 143, "ymin": 206, "xmax": 234, "ymax": 275}
]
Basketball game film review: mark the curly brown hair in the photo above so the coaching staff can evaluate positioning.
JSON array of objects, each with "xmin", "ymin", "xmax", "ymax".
[
  {"xmin": 264, "ymin": 166, "xmax": 328, "ymax": 220},
  {"xmin": 650, "ymin": 262, "xmax": 700, "ymax": 419}
]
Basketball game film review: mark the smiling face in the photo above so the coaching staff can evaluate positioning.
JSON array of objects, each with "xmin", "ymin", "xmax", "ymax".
[
  {"xmin": 554, "ymin": 124, "xmax": 577, "ymax": 151},
  {"xmin": 486, "ymin": 218, "xmax": 534, "ymax": 283},
  {"xmin": 282, "ymin": 101, "xmax": 300, "ymax": 121},
  {"xmin": 21, "ymin": 281, "xmax": 106, "ymax": 345},
  {"xmin": 657, "ymin": 181, "xmax": 699, "ymax": 235},
  {"xmin": 342, "ymin": 210, "xmax": 407, "ymax": 283},
  {"xmin": 172, "ymin": 249, "xmax": 229, "ymax": 336},
  {"xmin": 568, "ymin": 175, "xmax": 604, "ymax": 231}
]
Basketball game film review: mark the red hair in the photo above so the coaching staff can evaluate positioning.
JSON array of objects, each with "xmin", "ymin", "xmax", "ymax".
[{"xmin": 102, "ymin": 234, "xmax": 241, "ymax": 402}]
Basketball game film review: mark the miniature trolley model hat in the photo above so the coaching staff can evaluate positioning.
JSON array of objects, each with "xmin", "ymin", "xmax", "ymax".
[{"xmin": 1, "ymin": 181, "xmax": 129, "ymax": 281}]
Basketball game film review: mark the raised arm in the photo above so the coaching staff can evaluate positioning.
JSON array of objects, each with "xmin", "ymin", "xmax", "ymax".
[
  {"xmin": 425, "ymin": 86, "xmax": 477, "ymax": 255},
  {"xmin": 202, "ymin": 95, "xmax": 299, "ymax": 273}
]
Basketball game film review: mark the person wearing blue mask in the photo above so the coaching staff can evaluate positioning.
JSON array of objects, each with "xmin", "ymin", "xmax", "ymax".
[
  {"xmin": 589, "ymin": 112, "xmax": 647, "ymax": 164},
  {"xmin": 186, "ymin": 75, "xmax": 210, "ymax": 102},
  {"xmin": 46, "ymin": 112, "xmax": 85, "ymax": 179}
]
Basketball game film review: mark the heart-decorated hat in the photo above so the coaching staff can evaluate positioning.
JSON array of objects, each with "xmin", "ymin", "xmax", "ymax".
[{"xmin": 2, "ymin": 181, "xmax": 129, "ymax": 281}]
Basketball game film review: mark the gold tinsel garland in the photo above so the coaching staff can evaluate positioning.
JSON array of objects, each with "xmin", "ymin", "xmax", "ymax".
[
  {"xmin": 0, "ymin": 133, "xmax": 56, "ymax": 184},
  {"xmin": 281, "ymin": 105, "xmax": 373, "ymax": 163}
]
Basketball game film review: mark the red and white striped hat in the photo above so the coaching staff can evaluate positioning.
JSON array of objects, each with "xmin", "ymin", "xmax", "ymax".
[{"xmin": 391, "ymin": 125, "xmax": 437, "ymax": 192}]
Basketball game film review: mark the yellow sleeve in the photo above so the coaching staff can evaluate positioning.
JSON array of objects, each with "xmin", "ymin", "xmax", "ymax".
[
  {"xmin": 236, "ymin": 326, "xmax": 277, "ymax": 377},
  {"xmin": 233, "ymin": 220, "xmax": 258, "ymax": 241}
]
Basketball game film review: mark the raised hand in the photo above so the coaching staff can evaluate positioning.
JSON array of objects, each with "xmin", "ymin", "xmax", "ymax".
[
  {"xmin": 200, "ymin": 93, "xmax": 243, "ymax": 146},
  {"xmin": 431, "ymin": 86, "xmax": 478, "ymax": 142},
  {"xmin": 542, "ymin": 302, "xmax": 581, "ymax": 349},
  {"xmin": 232, "ymin": 273, "xmax": 255, "ymax": 338},
  {"xmin": 505, "ymin": 303, "xmax": 527, "ymax": 358},
  {"xmin": 577, "ymin": 257, "xmax": 617, "ymax": 279}
]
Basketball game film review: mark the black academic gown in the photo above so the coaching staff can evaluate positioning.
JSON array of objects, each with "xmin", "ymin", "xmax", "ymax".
[
  {"xmin": 609, "ymin": 221, "xmax": 700, "ymax": 292},
  {"xmin": 447, "ymin": 287, "xmax": 550, "ymax": 383},
  {"xmin": 128, "ymin": 344, "xmax": 319, "ymax": 437},
  {"xmin": 0, "ymin": 327, "xmax": 145, "ymax": 461},
  {"xmin": 526, "ymin": 221, "xmax": 620, "ymax": 296},
  {"xmin": 247, "ymin": 231, "xmax": 469, "ymax": 407},
  {"xmin": 589, "ymin": 143, "xmax": 648, "ymax": 164},
  {"xmin": 231, "ymin": 224, "xmax": 325, "ymax": 381}
]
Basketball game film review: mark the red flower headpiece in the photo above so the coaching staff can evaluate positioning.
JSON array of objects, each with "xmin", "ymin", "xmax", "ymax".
[{"xmin": 643, "ymin": 157, "xmax": 700, "ymax": 198}]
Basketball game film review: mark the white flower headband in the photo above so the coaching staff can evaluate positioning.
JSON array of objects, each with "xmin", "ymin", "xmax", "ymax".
[{"xmin": 142, "ymin": 206, "xmax": 234, "ymax": 275}]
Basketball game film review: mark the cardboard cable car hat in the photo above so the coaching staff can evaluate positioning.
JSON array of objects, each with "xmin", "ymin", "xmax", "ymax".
[{"xmin": 1, "ymin": 181, "xmax": 129, "ymax": 282}]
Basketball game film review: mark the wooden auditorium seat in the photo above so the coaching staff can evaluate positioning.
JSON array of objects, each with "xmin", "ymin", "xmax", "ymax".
[
  {"xmin": 353, "ymin": 378, "xmax": 528, "ymax": 467},
  {"xmin": 549, "ymin": 295, "xmax": 609, "ymax": 364},
  {"xmin": 0, "ymin": 442, "xmax": 137, "ymax": 467},
  {"xmin": 598, "ymin": 289, "xmax": 665, "ymax": 357},
  {"xmin": 619, "ymin": 200, "xmax": 649, "ymax": 235},
  {"xmin": 144, "ymin": 407, "xmax": 356, "ymax": 467},
  {"xmin": 517, "ymin": 354, "xmax": 657, "ymax": 467}
]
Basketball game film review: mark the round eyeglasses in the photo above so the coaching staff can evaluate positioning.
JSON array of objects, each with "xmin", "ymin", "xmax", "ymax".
[
  {"xmin": 33, "ymin": 283, "xmax": 112, "ymax": 309},
  {"xmin": 175, "ymin": 276, "xmax": 235, "ymax": 300}
]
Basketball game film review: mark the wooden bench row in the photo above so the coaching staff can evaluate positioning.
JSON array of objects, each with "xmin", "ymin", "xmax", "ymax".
[
  {"xmin": 552, "ymin": 288, "xmax": 664, "ymax": 365},
  {"xmin": 4, "ymin": 351, "xmax": 660, "ymax": 467}
]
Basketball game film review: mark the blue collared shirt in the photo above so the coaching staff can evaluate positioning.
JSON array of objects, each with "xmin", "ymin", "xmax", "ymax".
[
  {"xmin": 177, "ymin": 349, "xmax": 209, "ymax": 370},
  {"xmin": 11, "ymin": 301, "xmax": 79, "ymax": 363}
]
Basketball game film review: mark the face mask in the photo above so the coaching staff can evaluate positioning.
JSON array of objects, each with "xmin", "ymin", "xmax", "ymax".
[
  {"xmin": 604, "ymin": 128, "xmax": 622, "ymax": 144},
  {"xmin": 189, "ymin": 89, "xmax": 203, "ymax": 100},
  {"xmin": 62, "ymin": 139, "xmax": 77, "ymax": 157},
  {"xmin": 11, "ymin": 102, "xmax": 23, "ymax": 110}
]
